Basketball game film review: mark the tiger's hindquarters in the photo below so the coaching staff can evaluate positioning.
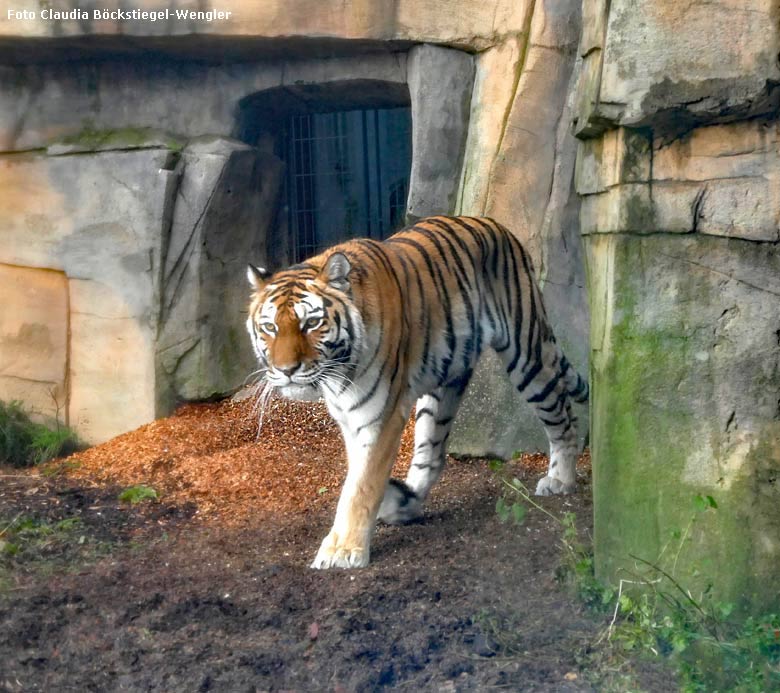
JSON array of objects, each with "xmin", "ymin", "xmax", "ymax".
[{"xmin": 497, "ymin": 342, "xmax": 585, "ymax": 495}]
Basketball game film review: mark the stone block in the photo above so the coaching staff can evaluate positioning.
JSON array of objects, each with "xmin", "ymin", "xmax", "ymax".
[
  {"xmin": 0, "ymin": 147, "xmax": 179, "ymax": 443},
  {"xmin": 697, "ymin": 178, "xmax": 780, "ymax": 242},
  {"xmin": 571, "ymin": 50, "xmax": 606, "ymax": 138},
  {"xmin": 580, "ymin": 183, "xmax": 655, "ymax": 235},
  {"xmin": 579, "ymin": 122, "xmax": 780, "ymax": 241},
  {"xmin": 587, "ymin": 232, "xmax": 780, "ymax": 611},
  {"xmin": 0, "ymin": 264, "xmax": 68, "ymax": 422},
  {"xmin": 575, "ymin": 127, "xmax": 651, "ymax": 195},
  {"xmin": 653, "ymin": 120, "xmax": 778, "ymax": 182},
  {"xmin": 0, "ymin": 0, "xmax": 531, "ymax": 49},
  {"xmin": 68, "ymin": 279, "xmax": 157, "ymax": 444},
  {"xmin": 406, "ymin": 44, "xmax": 474, "ymax": 219},
  {"xmin": 458, "ymin": 37, "xmax": 524, "ymax": 215},
  {"xmin": 580, "ymin": 0, "xmax": 609, "ymax": 57},
  {"xmin": 157, "ymin": 137, "xmax": 284, "ymax": 404},
  {"xmin": 395, "ymin": 0, "xmax": 531, "ymax": 47},
  {"xmin": 648, "ymin": 182, "xmax": 703, "ymax": 234},
  {"xmin": 599, "ymin": 0, "xmax": 780, "ymax": 128}
]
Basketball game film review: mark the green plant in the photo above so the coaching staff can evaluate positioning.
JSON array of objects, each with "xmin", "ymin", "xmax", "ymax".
[
  {"xmin": 0, "ymin": 400, "xmax": 79, "ymax": 468},
  {"xmin": 495, "ymin": 476, "xmax": 780, "ymax": 691},
  {"xmin": 601, "ymin": 493, "xmax": 780, "ymax": 692},
  {"xmin": 496, "ymin": 475, "xmax": 613, "ymax": 609},
  {"xmin": 0, "ymin": 516, "xmax": 84, "ymax": 561},
  {"xmin": 118, "ymin": 485, "xmax": 158, "ymax": 504},
  {"xmin": 604, "ymin": 559, "xmax": 780, "ymax": 692}
]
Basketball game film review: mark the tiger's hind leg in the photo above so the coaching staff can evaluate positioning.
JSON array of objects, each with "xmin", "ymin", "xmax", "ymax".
[
  {"xmin": 500, "ymin": 345, "xmax": 581, "ymax": 496},
  {"xmin": 377, "ymin": 373, "xmax": 471, "ymax": 524}
]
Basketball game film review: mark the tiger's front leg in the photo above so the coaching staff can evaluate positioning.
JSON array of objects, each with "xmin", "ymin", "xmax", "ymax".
[{"xmin": 311, "ymin": 408, "xmax": 407, "ymax": 569}]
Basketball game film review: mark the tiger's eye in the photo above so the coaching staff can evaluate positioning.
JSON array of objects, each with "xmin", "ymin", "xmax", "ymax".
[
  {"xmin": 260, "ymin": 322, "xmax": 277, "ymax": 335},
  {"xmin": 304, "ymin": 318, "xmax": 322, "ymax": 331}
]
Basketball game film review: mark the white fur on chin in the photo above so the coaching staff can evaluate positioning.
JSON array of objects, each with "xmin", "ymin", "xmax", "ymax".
[{"xmin": 278, "ymin": 383, "xmax": 322, "ymax": 402}]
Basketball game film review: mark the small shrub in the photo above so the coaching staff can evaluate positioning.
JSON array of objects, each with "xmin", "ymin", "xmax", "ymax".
[{"xmin": 0, "ymin": 401, "xmax": 79, "ymax": 468}]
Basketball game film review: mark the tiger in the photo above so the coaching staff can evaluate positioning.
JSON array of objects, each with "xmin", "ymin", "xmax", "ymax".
[{"xmin": 246, "ymin": 215, "xmax": 588, "ymax": 569}]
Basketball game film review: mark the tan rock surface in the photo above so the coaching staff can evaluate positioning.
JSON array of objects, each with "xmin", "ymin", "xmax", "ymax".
[{"xmin": 0, "ymin": 264, "xmax": 68, "ymax": 423}]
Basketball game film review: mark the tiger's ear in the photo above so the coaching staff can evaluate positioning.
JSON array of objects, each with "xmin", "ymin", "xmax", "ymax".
[
  {"xmin": 247, "ymin": 264, "xmax": 270, "ymax": 291},
  {"xmin": 321, "ymin": 252, "xmax": 351, "ymax": 291}
]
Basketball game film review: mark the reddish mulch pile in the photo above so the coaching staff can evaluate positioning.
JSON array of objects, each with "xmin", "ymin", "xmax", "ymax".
[{"xmin": 64, "ymin": 396, "xmax": 564, "ymax": 522}]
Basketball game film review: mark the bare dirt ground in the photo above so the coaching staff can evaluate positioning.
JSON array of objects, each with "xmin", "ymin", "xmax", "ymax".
[{"xmin": 0, "ymin": 397, "xmax": 640, "ymax": 692}]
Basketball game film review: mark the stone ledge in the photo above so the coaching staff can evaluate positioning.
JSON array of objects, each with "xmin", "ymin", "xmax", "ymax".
[
  {"xmin": 577, "ymin": 121, "xmax": 780, "ymax": 243},
  {"xmin": 574, "ymin": 0, "xmax": 780, "ymax": 138},
  {"xmin": 46, "ymin": 127, "xmax": 186, "ymax": 156},
  {"xmin": 0, "ymin": 51, "xmax": 410, "ymax": 152},
  {"xmin": 0, "ymin": 0, "xmax": 532, "ymax": 52}
]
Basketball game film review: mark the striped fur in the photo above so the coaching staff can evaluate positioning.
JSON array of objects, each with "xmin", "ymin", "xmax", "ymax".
[{"xmin": 246, "ymin": 216, "xmax": 588, "ymax": 569}]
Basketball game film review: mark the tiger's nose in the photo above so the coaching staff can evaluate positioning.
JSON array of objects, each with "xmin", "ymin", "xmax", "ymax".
[{"xmin": 278, "ymin": 363, "xmax": 301, "ymax": 377}]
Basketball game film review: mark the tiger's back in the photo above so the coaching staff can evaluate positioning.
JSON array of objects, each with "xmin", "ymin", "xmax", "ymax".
[{"xmin": 246, "ymin": 215, "xmax": 587, "ymax": 569}]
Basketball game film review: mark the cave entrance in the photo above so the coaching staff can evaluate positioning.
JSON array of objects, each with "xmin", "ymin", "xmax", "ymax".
[
  {"xmin": 285, "ymin": 107, "xmax": 411, "ymax": 262},
  {"xmin": 235, "ymin": 80, "xmax": 412, "ymax": 267}
]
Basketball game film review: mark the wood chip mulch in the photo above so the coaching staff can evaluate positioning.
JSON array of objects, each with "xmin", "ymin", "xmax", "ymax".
[{"xmin": 60, "ymin": 395, "xmax": 576, "ymax": 523}]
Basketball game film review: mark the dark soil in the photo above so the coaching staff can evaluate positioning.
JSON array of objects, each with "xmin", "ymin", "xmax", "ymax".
[{"xmin": 0, "ymin": 400, "xmax": 614, "ymax": 692}]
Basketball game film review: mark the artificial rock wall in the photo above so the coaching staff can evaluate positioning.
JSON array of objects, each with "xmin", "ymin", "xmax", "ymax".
[
  {"xmin": 0, "ymin": 135, "xmax": 273, "ymax": 442},
  {"xmin": 0, "ymin": 50, "xmax": 408, "ymax": 443},
  {"xmin": 452, "ymin": 0, "xmax": 588, "ymax": 457},
  {"xmin": 0, "ymin": 0, "xmax": 589, "ymax": 453},
  {"xmin": 574, "ymin": 0, "xmax": 780, "ymax": 610}
]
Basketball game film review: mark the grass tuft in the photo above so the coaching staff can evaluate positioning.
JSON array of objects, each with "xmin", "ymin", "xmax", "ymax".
[{"xmin": 0, "ymin": 400, "xmax": 79, "ymax": 468}]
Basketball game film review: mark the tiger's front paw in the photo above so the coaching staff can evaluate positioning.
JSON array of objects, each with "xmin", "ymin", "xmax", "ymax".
[
  {"xmin": 535, "ymin": 475, "xmax": 575, "ymax": 496},
  {"xmin": 310, "ymin": 533, "xmax": 369, "ymax": 569}
]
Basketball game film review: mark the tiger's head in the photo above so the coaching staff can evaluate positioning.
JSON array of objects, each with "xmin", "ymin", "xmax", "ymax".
[{"xmin": 246, "ymin": 252, "xmax": 363, "ymax": 401}]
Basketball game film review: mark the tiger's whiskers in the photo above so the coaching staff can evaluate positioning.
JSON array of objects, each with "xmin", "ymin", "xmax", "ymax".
[
  {"xmin": 251, "ymin": 379, "xmax": 275, "ymax": 440},
  {"xmin": 319, "ymin": 363, "xmax": 366, "ymax": 400}
]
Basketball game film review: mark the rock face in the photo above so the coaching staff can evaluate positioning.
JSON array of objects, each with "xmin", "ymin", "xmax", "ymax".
[
  {"xmin": 451, "ymin": 0, "xmax": 588, "ymax": 457},
  {"xmin": 0, "ymin": 265, "xmax": 68, "ymax": 422},
  {"xmin": 0, "ymin": 0, "xmax": 532, "ymax": 49},
  {"xmin": 574, "ymin": 0, "xmax": 780, "ymax": 138},
  {"xmin": 406, "ymin": 45, "xmax": 474, "ymax": 220},
  {"xmin": 0, "ymin": 135, "xmax": 276, "ymax": 443},
  {"xmin": 588, "ymin": 232, "xmax": 780, "ymax": 609},
  {"xmin": 0, "ymin": 52, "xmax": 408, "ymax": 152},
  {"xmin": 157, "ymin": 139, "xmax": 284, "ymax": 408},
  {"xmin": 575, "ymin": 0, "xmax": 780, "ymax": 611},
  {"xmin": 0, "ymin": 146, "xmax": 179, "ymax": 441}
]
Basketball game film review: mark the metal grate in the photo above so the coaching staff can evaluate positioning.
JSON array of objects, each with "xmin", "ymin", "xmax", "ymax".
[{"xmin": 285, "ymin": 107, "xmax": 412, "ymax": 263}]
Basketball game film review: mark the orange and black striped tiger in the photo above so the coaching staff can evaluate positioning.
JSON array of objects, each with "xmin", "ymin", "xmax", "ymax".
[{"xmin": 246, "ymin": 216, "xmax": 588, "ymax": 569}]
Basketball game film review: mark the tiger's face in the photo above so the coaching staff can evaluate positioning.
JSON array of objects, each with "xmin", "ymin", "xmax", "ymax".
[{"xmin": 246, "ymin": 253, "xmax": 360, "ymax": 401}]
